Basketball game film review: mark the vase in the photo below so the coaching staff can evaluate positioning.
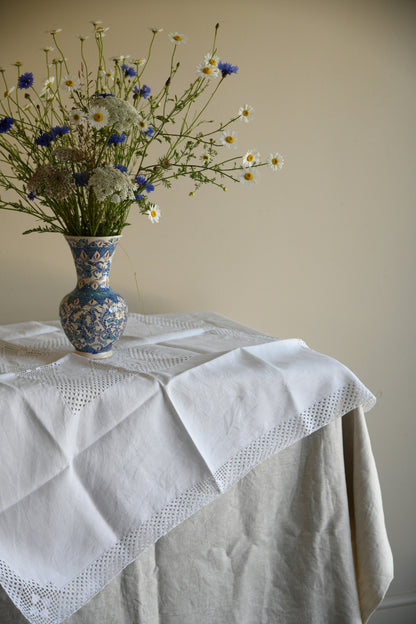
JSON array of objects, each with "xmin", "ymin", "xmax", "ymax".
[{"xmin": 59, "ymin": 236, "xmax": 128, "ymax": 359}]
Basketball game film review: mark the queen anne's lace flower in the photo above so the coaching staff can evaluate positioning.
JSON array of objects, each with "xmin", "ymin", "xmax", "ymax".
[
  {"xmin": 92, "ymin": 96, "xmax": 142, "ymax": 133},
  {"xmin": 28, "ymin": 164, "xmax": 76, "ymax": 199},
  {"xmin": 88, "ymin": 164, "xmax": 136, "ymax": 203}
]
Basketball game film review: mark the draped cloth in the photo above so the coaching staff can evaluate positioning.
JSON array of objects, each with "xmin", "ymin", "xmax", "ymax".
[{"xmin": 0, "ymin": 312, "xmax": 392, "ymax": 623}]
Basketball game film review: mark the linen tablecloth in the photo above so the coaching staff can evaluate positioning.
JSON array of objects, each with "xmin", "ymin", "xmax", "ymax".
[{"xmin": 0, "ymin": 312, "xmax": 387, "ymax": 623}]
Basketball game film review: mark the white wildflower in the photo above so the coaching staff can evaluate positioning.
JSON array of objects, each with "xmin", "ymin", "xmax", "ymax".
[
  {"xmin": 88, "ymin": 165, "xmax": 136, "ymax": 203},
  {"xmin": 147, "ymin": 204, "xmax": 161, "ymax": 223},
  {"xmin": 238, "ymin": 104, "xmax": 254, "ymax": 123},
  {"xmin": 92, "ymin": 95, "xmax": 143, "ymax": 133},
  {"xmin": 239, "ymin": 169, "xmax": 259, "ymax": 185},
  {"xmin": 168, "ymin": 32, "xmax": 187, "ymax": 45},
  {"xmin": 242, "ymin": 149, "xmax": 260, "ymax": 167},
  {"xmin": 267, "ymin": 152, "xmax": 284, "ymax": 171},
  {"xmin": 88, "ymin": 105, "xmax": 110, "ymax": 129},
  {"xmin": 219, "ymin": 130, "xmax": 237, "ymax": 149}
]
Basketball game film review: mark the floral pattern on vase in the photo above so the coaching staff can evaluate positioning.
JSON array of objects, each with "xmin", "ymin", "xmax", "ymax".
[{"xmin": 59, "ymin": 236, "xmax": 128, "ymax": 358}]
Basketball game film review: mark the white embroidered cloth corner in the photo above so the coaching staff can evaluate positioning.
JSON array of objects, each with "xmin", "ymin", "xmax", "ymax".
[{"xmin": 0, "ymin": 312, "xmax": 375, "ymax": 624}]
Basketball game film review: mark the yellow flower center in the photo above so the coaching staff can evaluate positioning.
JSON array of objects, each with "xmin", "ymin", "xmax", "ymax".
[
  {"xmin": 202, "ymin": 67, "xmax": 212, "ymax": 75},
  {"xmin": 242, "ymin": 109, "xmax": 250, "ymax": 117},
  {"xmin": 139, "ymin": 121, "xmax": 146, "ymax": 128},
  {"xmin": 244, "ymin": 172, "xmax": 254, "ymax": 181},
  {"xmin": 151, "ymin": 210, "xmax": 157, "ymax": 218},
  {"xmin": 203, "ymin": 154, "xmax": 209, "ymax": 161},
  {"xmin": 93, "ymin": 112, "xmax": 103, "ymax": 122},
  {"xmin": 65, "ymin": 79, "xmax": 75, "ymax": 87},
  {"xmin": 247, "ymin": 154, "xmax": 254, "ymax": 162},
  {"xmin": 225, "ymin": 136, "xmax": 234, "ymax": 144},
  {"xmin": 73, "ymin": 113, "xmax": 81, "ymax": 121},
  {"xmin": 272, "ymin": 157, "xmax": 279, "ymax": 165},
  {"xmin": 209, "ymin": 58, "xmax": 217, "ymax": 66},
  {"xmin": 173, "ymin": 35, "xmax": 182, "ymax": 41}
]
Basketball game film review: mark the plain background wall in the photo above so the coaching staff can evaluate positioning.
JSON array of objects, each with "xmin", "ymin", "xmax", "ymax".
[{"xmin": 0, "ymin": 0, "xmax": 415, "ymax": 620}]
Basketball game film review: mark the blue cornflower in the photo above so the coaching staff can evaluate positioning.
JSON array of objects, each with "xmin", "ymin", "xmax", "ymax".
[
  {"xmin": 51, "ymin": 125, "xmax": 70, "ymax": 138},
  {"xmin": 145, "ymin": 126, "xmax": 154, "ymax": 138},
  {"xmin": 140, "ymin": 84, "xmax": 151, "ymax": 98},
  {"xmin": 218, "ymin": 61, "xmax": 239, "ymax": 77},
  {"xmin": 121, "ymin": 64, "xmax": 136, "ymax": 78},
  {"xmin": 135, "ymin": 175, "xmax": 146, "ymax": 187},
  {"xmin": 27, "ymin": 191, "xmax": 36, "ymax": 200},
  {"xmin": 35, "ymin": 131, "xmax": 54, "ymax": 147},
  {"xmin": 0, "ymin": 116, "xmax": 14, "ymax": 133},
  {"xmin": 135, "ymin": 193, "xmax": 144, "ymax": 201},
  {"xmin": 74, "ymin": 171, "xmax": 89, "ymax": 187},
  {"xmin": 114, "ymin": 164, "xmax": 128, "ymax": 173},
  {"xmin": 135, "ymin": 175, "xmax": 154, "ymax": 193},
  {"xmin": 108, "ymin": 132, "xmax": 126, "ymax": 146},
  {"xmin": 18, "ymin": 72, "xmax": 34, "ymax": 89},
  {"xmin": 97, "ymin": 93, "xmax": 115, "ymax": 98}
]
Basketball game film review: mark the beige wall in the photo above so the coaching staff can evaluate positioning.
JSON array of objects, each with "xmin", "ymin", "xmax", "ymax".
[{"xmin": 1, "ymin": 0, "xmax": 415, "ymax": 618}]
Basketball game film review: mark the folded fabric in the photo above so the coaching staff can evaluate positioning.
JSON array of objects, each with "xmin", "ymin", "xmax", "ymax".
[{"xmin": 0, "ymin": 312, "xmax": 376, "ymax": 624}]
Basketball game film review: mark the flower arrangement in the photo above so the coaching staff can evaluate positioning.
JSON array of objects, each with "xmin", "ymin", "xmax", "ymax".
[{"xmin": 0, "ymin": 22, "xmax": 284, "ymax": 236}]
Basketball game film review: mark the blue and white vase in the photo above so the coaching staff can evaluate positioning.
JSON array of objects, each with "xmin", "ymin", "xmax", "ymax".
[{"xmin": 59, "ymin": 236, "xmax": 128, "ymax": 359}]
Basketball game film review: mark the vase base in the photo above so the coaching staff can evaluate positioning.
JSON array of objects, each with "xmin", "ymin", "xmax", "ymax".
[{"xmin": 74, "ymin": 349, "xmax": 113, "ymax": 360}]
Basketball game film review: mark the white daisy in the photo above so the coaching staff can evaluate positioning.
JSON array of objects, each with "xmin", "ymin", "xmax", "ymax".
[
  {"xmin": 46, "ymin": 28, "xmax": 62, "ymax": 35},
  {"xmin": 149, "ymin": 26, "xmax": 163, "ymax": 33},
  {"xmin": 219, "ymin": 130, "xmax": 238, "ymax": 149},
  {"xmin": 203, "ymin": 53, "xmax": 220, "ymax": 68},
  {"xmin": 3, "ymin": 86, "xmax": 15, "ymax": 98},
  {"xmin": 101, "ymin": 69, "xmax": 114, "ymax": 83},
  {"xmin": 196, "ymin": 62, "xmax": 219, "ymax": 80},
  {"xmin": 201, "ymin": 151, "xmax": 211, "ymax": 164},
  {"xmin": 111, "ymin": 55, "xmax": 130, "ymax": 63},
  {"xmin": 133, "ymin": 58, "xmax": 147, "ymax": 66},
  {"xmin": 88, "ymin": 105, "xmax": 110, "ymax": 129},
  {"xmin": 168, "ymin": 32, "xmax": 188, "ymax": 45},
  {"xmin": 61, "ymin": 75, "xmax": 81, "ymax": 92},
  {"xmin": 243, "ymin": 149, "xmax": 260, "ymax": 167},
  {"xmin": 69, "ymin": 109, "xmax": 85, "ymax": 125},
  {"xmin": 95, "ymin": 25, "xmax": 109, "ymax": 34},
  {"xmin": 238, "ymin": 104, "xmax": 254, "ymax": 123},
  {"xmin": 239, "ymin": 169, "xmax": 259, "ymax": 185},
  {"xmin": 147, "ymin": 204, "xmax": 161, "ymax": 223},
  {"xmin": 40, "ymin": 90, "xmax": 55, "ymax": 101},
  {"xmin": 267, "ymin": 152, "xmax": 284, "ymax": 171},
  {"xmin": 77, "ymin": 35, "xmax": 89, "ymax": 41},
  {"xmin": 137, "ymin": 116, "xmax": 149, "ymax": 134},
  {"xmin": 40, "ymin": 76, "xmax": 55, "ymax": 95},
  {"xmin": 42, "ymin": 47, "xmax": 54, "ymax": 53}
]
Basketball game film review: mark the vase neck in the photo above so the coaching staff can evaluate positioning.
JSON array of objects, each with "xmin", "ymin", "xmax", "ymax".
[{"xmin": 65, "ymin": 236, "xmax": 121, "ymax": 289}]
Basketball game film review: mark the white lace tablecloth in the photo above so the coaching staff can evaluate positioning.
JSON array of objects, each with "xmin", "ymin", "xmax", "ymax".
[{"xmin": 0, "ymin": 312, "xmax": 376, "ymax": 624}]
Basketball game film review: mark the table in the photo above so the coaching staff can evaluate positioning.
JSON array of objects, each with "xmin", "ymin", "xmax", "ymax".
[{"xmin": 0, "ymin": 312, "xmax": 393, "ymax": 624}]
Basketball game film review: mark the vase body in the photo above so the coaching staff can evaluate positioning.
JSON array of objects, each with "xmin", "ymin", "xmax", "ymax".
[{"xmin": 59, "ymin": 236, "xmax": 128, "ymax": 359}]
